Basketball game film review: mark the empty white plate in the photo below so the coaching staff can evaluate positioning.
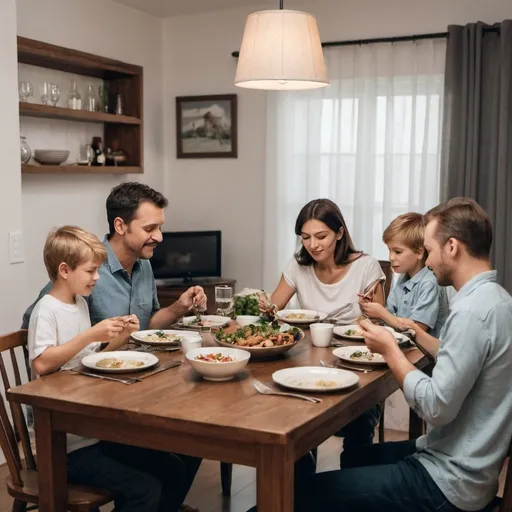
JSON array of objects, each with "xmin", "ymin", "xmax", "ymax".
[{"xmin": 272, "ymin": 366, "xmax": 359, "ymax": 392}]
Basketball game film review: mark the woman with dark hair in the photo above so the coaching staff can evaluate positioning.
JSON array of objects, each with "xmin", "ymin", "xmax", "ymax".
[
  {"xmin": 260, "ymin": 199, "xmax": 386, "ymax": 470},
  {"xmin": 262, "ymin": 198, "xmax": 386, "ymax": 324}
]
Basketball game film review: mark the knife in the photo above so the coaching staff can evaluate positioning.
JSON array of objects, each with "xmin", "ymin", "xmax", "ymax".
[{"xmin": 70, "ymin": 369, "xmax": 141, "ymax": 384}]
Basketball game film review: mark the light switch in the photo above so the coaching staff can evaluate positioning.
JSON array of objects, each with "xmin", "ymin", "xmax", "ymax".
[{"xmin": 9, "ymin": 231, "xmax": 24, "ymax": 264}]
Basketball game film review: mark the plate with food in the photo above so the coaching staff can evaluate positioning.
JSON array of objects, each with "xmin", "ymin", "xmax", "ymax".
[
  {"xmin": 214, "ymin": 322, "xmax": 305, "ymax": 360},
  {"xmin": 179, "ymin": 315, "xmax": 231, "ymax": 329},
  {"xmin": 276, "ymin": 309, "xmax": 327, "ymax": 325},
  {"xmin": 272, "ymin": 366, "xmax": 359, "ymax": 392},
  {"xmin": 131, "ymin": 329, "xmax": 200, "ymax": 346},
  {"xmin": 82, "ymin": 351, "xmax": 159, "ymax": 373},
  {"xmin": 333, "ymin": 325, "xmax": 410, "ymax": 346},
  {"xmin": 332, "ymin": 346, "xmax": 387, "ymax": 366},
  {"xmin": 185, "ymin": 347, "xmax": 250, "ymax": 381}
]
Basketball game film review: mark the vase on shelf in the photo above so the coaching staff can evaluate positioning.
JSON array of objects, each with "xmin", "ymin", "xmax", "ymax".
[{"xmin": 20, "ymin": 136, "xmax": 31, "ymax": 164}]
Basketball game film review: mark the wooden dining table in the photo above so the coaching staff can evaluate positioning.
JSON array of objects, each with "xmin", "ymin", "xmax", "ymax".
[{"xmin": 7, "ymin": 329, "xmax": 428, "ymax": 512}]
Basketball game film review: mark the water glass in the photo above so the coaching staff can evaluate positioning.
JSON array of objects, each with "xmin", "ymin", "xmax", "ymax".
[
  {"xmin": 19, "ymin": 81, "xmax": 33, "ymax": 102},
  {"xmin": 215, "ymin": 286, "xmax": 233, "ymax": 316},
  {"xmin": 50, "ymin": 84, "xmax": 60, "ymax": 107}
]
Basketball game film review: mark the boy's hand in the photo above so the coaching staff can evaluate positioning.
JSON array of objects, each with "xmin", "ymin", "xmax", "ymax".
[
  {"xmin": 359, "ymin": 301, "xmax": 386, "ymax": 319},
  {"xmin": 396, "ymin": 317, "xmax": 417, "ymax": 332},
  {"xmin": 90, "ymin": 317, "xmax": 126, "ymax": 341},
  {"xmin": 121, "ymin": 314, "xmax": 140, "ymax": 334}
]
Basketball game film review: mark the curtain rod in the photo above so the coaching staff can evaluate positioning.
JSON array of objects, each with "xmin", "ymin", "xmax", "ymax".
[{"xmin": 231, "ymin": 27, "xmax": 500, "ymax": 58}]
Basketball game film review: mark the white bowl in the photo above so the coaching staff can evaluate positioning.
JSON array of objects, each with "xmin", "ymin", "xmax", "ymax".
[
  {"xmin": 185, "ymin": 347, "xmax": 250, "ymax": 381},
  {"xmin": 34, "ymin": 149, "xmax": 70, "ymax": 165},
  {"xmin": 236, "ymin": 315, "xmax": 262, "ymax": 327}
]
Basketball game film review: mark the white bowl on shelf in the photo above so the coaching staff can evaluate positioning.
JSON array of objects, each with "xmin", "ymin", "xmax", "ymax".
[{"xmin": 33, "ymin": 149, "xmax": 70, "ymax": 165}]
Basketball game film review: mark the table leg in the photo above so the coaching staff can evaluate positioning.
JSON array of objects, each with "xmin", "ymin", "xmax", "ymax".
[
  {"xmin": 34, "ymin": 408, "xmax": 67, "ymax": 512},
  {"xmin": 257, "ymin": 445, "xmax": 294, "ymax": 512}
]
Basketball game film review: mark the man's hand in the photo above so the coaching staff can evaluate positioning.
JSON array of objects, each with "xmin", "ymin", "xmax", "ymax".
[
  {"xmin": 360, "ymin": 319, "xmax": 398, "ymax": 358},
  {"xmin": 359, "ymin": 301, "xmax": 386, "ymax": 320},
  {"xmin": 178, "ymin": 286, "xmax": 207, "ymax": 312},
  {"xmin": 89, "ymin": 317, "xmax": 126, "ymax": 341}
]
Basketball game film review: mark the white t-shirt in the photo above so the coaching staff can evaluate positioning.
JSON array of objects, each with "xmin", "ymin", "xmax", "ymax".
[
  {"xmin": 283, "ymin": 255, "xmax": 385, "ymax": 325},
  {"xmin": 28, "ymin": 294, "xmax": 100, "ymax": 453}
]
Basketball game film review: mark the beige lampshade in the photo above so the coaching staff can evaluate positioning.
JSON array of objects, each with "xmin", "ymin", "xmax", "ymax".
[{"xmin": 235, "ymin": 9, "xmax": 329, "ymax": 91}]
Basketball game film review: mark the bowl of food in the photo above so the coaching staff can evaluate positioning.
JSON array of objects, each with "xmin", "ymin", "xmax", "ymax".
[
  {"xmin": 185, "ymin": 347, "xmax": 250, "ymax": 381},
  {"xmin": 214, "ymin": 322, "xmax": 305, "ymax": 360},
  {"xmin": 33, "ymin": 149, "xmax": 70, "ymax": 165},
  {"xmin": 236, "ymin": 315, "xmax": 263, "ymax": 327}
]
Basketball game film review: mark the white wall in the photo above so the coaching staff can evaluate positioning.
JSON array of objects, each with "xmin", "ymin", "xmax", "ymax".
[
  {"xmin": 162, "ymin": 0, "xmax": 512, "ymax": 292},
  {"xmin": 17, "ymin": 0, "xmax": 165, "ymax": 297}
]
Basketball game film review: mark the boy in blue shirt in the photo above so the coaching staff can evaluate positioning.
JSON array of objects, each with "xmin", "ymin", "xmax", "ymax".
[{"xmin": 361, "ymin": 212, "xmax": 449, "ymax": 337}]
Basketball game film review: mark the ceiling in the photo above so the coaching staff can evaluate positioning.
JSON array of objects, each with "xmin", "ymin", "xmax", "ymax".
[{"xmin": 111, "ymin": 0, "xmax": 284, "ymax": 17}]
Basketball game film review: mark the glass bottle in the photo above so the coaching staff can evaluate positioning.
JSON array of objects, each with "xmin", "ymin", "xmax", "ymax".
[
  {"xmin": 91, "ymin": 137, "xmax": 105, "ymax": 166},
  {"xmin": 115, "ymin": 94, "xmax": 123, "ymax": 115},
  {"xmin": 85, "ymin": 85, "xmax": 97, "ymax": 112},
  {"xmin": 20, "ymin": 136, "xmax": 31, "ymax": 164},
  {"xmin": 67, "ymin": 81, "xmax": 82, "ymax": 110}
]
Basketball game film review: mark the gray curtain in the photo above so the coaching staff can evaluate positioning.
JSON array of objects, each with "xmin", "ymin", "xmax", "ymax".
[{"xmin": 441, "ymin": 21, "xmax": 512, "ymax": 292}]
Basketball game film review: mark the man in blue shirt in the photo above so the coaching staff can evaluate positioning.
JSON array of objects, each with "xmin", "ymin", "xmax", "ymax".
[
  {"xmin": 23, "ymin": 182, "xmax": 205, "ymax": 512},
  {"xmin": 295, "ymin": 198, "xmax": 512, "ymax": 512}
]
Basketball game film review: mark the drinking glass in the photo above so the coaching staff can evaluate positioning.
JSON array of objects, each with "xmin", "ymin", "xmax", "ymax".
[
  {"xmin": 50, "ymin": 84, "xmax": 60, "ymax": 107},
  {"xmin": 215, "ymin": 286, "xmax": 233, "ymax": 316},
  {"xmin": 40, "ymin": 82, "xmax": 49, "ymax": 105},
  {"xmin": 19, "ymin": 81, "xmax": 33, "ymax": 102}
]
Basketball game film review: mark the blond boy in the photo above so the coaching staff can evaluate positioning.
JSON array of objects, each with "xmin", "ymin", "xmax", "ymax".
[
  {"xmin": 361, "ymin": 213, "xmax": 449, "ymax": 337},
  {"xmin": 28, "ymin": 226, "xmax": 188, "ymax": 512}
]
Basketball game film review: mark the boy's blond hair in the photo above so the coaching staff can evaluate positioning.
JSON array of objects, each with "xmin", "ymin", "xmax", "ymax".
[
  {"xmin": 383, "ymin": 213, "xmax": 426, "ymax": 255},
  {"xmin": 44, "ymin": 226, "xmax": 107, "ymax": 281}
]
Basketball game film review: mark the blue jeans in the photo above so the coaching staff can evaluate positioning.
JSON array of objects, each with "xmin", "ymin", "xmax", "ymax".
[
  {"xmin": 249, "ymin": 440, "xmax": 493, "ymax": 512},
  {"xmin": 67, "ymin": 442, "xmax": 201, "ymax": 512}
]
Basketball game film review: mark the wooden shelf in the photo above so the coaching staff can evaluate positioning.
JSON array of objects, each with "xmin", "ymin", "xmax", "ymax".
[
  {"xmin": 18, "ymin": 37, "xmax": 142, "ymax": 79},
  {"xmin": 22, "ymin": 164, "xmax": 142, "ymax": 174},
  {"xmin": 19, "ymin": 102, "xmax": 141, "ymax": 125}
]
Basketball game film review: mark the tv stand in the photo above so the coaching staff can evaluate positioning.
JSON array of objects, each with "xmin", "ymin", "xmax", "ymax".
[{"xmin": 156, "ymin": 277, "xmax": 236, "ymax": 315}]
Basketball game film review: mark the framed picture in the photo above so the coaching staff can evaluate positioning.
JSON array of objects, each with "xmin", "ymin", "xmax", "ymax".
[{"xmin": 176, "ymin": 94, "xmax": 238, "ymax": 158}]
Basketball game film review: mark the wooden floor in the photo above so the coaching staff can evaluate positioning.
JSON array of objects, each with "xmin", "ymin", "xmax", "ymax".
[{"xmin": 0, "ymin": 429, "xmax": 506, "ymax": 512}]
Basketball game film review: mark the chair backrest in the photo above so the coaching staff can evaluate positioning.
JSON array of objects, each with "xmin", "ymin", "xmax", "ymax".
[
  {"xmin": 0, "ymin": 330, "xmax": 36, "ymax": 487},
  {"xmin": 378, "ymin": 260, "xmax": 392, "ymax": 299}
]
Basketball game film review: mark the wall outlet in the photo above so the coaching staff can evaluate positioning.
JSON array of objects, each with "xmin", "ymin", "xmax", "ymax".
[{"xmin": 9, "ymin": 231, "xmax": 24, "ymax": 264}]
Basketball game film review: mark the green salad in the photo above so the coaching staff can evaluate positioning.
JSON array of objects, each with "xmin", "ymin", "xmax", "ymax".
[{"xmin": 233, "ymin": 295, "xmax": 260, "ymax": 316}]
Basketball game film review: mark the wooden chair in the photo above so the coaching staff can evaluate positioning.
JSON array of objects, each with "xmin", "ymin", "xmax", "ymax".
[{"xmin": 0, "ymin": 330, "xmax": 115, "ymax": 511}]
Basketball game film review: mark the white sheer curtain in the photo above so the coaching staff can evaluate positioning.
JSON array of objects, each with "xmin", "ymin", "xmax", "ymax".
[{"xmin": 263, "ymin": 39, "xmax": 446, "ymax": 290}]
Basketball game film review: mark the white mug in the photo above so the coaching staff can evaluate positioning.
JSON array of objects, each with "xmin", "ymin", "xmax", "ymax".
[
  {"xmin": 310, "ymin": 323, "xmax": 334, "ymax": 347},
  {"xmin": 181, "ymin": 338, "xmax": 202, "ymax": 354}
]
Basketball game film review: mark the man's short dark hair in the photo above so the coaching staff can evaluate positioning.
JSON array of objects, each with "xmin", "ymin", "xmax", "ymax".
[
  {"xmin": 425, "ymin": 197, "xmax": 493, "ymax": 259},
  {"xmin": 106, "ymin": 182, "xmax": 168, "ymax": 236}
]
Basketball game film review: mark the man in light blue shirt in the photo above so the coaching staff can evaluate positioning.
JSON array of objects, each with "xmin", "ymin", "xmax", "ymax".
[{"xmin": 294, "ymin": 198, "xmax": 512, "ymax": 512}]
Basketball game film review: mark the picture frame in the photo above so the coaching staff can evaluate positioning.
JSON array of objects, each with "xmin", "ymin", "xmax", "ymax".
[{"xmin": 176, "ymin": 94, "xmax": 238, "ymax": 158}]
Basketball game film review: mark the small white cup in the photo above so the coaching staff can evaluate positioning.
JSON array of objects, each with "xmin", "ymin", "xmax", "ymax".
[
  {"xmin": 181, "ymin": 338, "xmax": 203, "ymax": 355},
  {"xmin": 310, "ymin": 323, "xmax": 334, "ymax": 347}
]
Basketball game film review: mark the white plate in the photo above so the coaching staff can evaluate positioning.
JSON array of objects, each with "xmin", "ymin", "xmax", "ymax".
[
  {"xmin": 333, "ymin": 324, "xmax": 409, "ymax": 345},
  {"xmin": 180, "ymin": 315, "xmax": 231, "ymax": 328},
  {"xmin": 272, "ymin": 366, "xmax": 359, "ymax": 392},
  {"xmin": 276, "ymin": 309, "xmax": 328, "ymax": 325},
  {"xmin": 131, "ymin": 329, "xmax": 201, "ymax": 346},
  {"xmin": 82, "ymin": 351, "xmax": 159, "ymax": 373},
  {"xmin": 333, "ymin": 346, "xmax": 387, "ymax": 366}
]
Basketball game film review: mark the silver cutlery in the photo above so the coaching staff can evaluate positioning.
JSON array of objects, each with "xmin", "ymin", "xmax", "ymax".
[
  {"xmin": 253, "ymin": 380, "xmax": 321, "ymax": 403},
  {"xmin": 70, "ymin": 369, "xmax": 141, "ymax": 384},
  {"xmin": 319, "ymin": 360, "xmax": 374, "ymax": 374}
]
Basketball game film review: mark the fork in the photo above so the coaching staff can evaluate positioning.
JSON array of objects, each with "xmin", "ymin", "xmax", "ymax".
[
  {"xmin": 69, "ymin": 369, "xmax": 140, "ymax": 384},
  {"xmin": 320, "ymin": 360, "xmax": 373, "ymax": 374},
  {"xmin": 253, "ymin": 381, "xmax": 321, "ymax": 403}
]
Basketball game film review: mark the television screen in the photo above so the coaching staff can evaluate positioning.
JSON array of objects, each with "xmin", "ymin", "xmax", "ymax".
[{"xmin": 150, "ymin": 231, "xmax": 221, "ymax": 280}]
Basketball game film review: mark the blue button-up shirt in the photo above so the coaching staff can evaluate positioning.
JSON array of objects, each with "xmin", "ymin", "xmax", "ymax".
[
  {"xmin": 386, "ymin": 266, "xmax": 449, "ymax": 337},
  {"xmin": 22, "ymin": 237, "xmax": 160, "ymax": 330},
  {"xmin": 404, "ymin": 271, "xmax": 512, "ymax": 510}
]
